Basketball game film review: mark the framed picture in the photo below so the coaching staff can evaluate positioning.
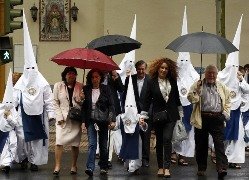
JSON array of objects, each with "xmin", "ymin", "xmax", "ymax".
[{"xmin": 39, "ymin": 0, "xmax": 71, "ymax": 41}]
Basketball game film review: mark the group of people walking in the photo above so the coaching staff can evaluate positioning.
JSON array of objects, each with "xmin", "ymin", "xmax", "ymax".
[{"xmin": 1, "ymin": 54, "xmax": 249, "ymax": 180}]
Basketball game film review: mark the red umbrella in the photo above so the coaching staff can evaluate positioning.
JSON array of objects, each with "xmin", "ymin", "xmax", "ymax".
[{"xmin": 51, "ymin": 48, "xmax": 120, "ymax": 71}]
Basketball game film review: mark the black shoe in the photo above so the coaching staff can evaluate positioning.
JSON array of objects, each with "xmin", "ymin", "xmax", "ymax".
[
  {"xmin": 70, "ymin": 167, "xmax": 77, "ymax": 175},
  {"xmin": 1, "ymin": 166, "xmax": 10, "ymax": 174},
  {"xmin": 85, "ymin": 168, "xmax": 93, "ymax": 176},
  {"xmin": 142, "ymin": 159, "xmax": 149, "ymax": 167},
  {"xmin": 20, "ymin": 158, "xmax": 28, "ymax": 170},
  {"xmin": 53, "ymin": 170, "xmax": 60, "ymax": 176},
  {"xmin": 107, "ymin": 161, "xmax": 112, "ymax": 169},
  {"xmin": 30, "ymin": 163, "xmax": 38, "ymax": 171},
  {"xmin": 218, "ymin": 170, "xmax": 227, "ymax": 179}
]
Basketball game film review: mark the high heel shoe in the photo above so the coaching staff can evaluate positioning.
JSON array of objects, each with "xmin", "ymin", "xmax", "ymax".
[
  {"xmin": 53, "ymin": 170, "xmax": 60, "ymax": 176},
  {"xmin": 70, "ymin": 167, "xmax": 77, "ymax": 174}
]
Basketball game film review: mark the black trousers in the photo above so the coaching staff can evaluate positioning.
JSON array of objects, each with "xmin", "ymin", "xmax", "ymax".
[
  {"xmin": 195, "ymin": 113, "xmax": 228, "ymax": 171},
  {"xmin": 140, "ymin": 121, "xmax": 152, "ymax": 161},
  {"xmin": 154, "ymin": 120, "xmax": 176, "ymax": 169}
]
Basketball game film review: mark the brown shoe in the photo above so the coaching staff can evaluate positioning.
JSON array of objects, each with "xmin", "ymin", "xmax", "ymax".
[
  {"xmin": 164, "ymin": 169, "xmax": 171, "ymax": 178},
  {"xmin": 157, "ymin": 168, "xmax": 164, "ymax": 177},
  {"xmin": 197, "ymin": 171, "xmax": 205, "ymax": 176}
]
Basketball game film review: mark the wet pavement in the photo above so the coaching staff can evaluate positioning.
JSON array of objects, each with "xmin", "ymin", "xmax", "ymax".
[{"xmin": 0, "ymin": 151, "xmax": 248, "ymax": 180}]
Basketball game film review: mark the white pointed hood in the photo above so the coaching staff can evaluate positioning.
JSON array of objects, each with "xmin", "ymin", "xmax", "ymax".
[
  {"xmin": 121, "ymin": 75, "xmax": 139, "ymax": 133},
  {"xmin": 2, "ymin": 69, "xmax": 14, "ymax": 110},
  {"xmin": 217, "ymin": 14, "xmax": 243, "ymax": 110},
  {"xmin": 118, "ymin": 14, "xmax": 137, "ymax": 84},
  {"xmin": 177, "ymin": 6, "xmax": 199, "ymax": 106},
  {"xmin": 14, "ymin": 10, "xmax": 50, "ymax": 115}
]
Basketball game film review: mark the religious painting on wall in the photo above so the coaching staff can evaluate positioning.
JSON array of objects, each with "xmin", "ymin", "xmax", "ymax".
[{"xmin": 39, "ymin": 0, "xmax": 71, "ymax": 41}]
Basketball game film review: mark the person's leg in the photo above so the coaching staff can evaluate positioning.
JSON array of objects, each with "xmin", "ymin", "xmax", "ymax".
[
  {"xmin": 86, "ymin": 123, "xmax": 97, "ymax": 172},
  {"xmin": 54, "ymin": 145, "xmax": 63, "ymax": 172},
  {"xmin": 141, "ymin": 122, "xmax": 152, "ymax": 167},
  {"xmin": 194, "ymin": 127, "xmax": 209, "ymax": 172},
  {"xmin": 154, "ymin": 124, "xmax": 164, "ymax": 170},
  {"xmin": 162, "ymin": 120, "xmax": 176, "ymax": 176},
  {"xmin": 71, "ymin": 146, "xmax": 79, "ymax": 174},
  {"xmin": 209, "ymin": 116, "xmax": 228, "ymax": 172},
  {"xmin": 98, "ymin": 124, "xmax": 109, "ymax": 172}
]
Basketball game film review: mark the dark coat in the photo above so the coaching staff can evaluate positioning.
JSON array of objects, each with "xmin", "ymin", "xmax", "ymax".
[
  {"xmin": 107, "ymin": 74, "xmax": 124, "ymax": 115},
  {"xmin": 143, "ymin": 77, "xmax": 181, "ymax": 122},
  {"xmin": 81, "ymin": 84, "xmax": 116, "ymax": 127}
]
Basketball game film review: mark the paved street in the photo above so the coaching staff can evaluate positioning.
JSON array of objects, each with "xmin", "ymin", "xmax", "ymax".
[{"xmin": 0, "ymin": 151, "xmax": 248, "ymax": 180}]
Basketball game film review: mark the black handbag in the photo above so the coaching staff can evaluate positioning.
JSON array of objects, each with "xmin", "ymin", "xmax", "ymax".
[
  {"xmin": 68, "ymin": 107, "xmax": 82, "ymax": 122},
  {"xmin": 93, "ymin": 106, "xmax": 109, "ymax": 122},
  {"xmin": 153, "ymin": 110, "xmax": 168, "ymax": 124}
]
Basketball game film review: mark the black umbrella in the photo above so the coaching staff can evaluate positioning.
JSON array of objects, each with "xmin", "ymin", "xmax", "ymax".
[
  {"xmin": 166, "ymin": 31, "xmax": 239, "ymax": 78},
  {"xmin": 86, "ymin": 35, "xmax": 142, "ymax": 56}
]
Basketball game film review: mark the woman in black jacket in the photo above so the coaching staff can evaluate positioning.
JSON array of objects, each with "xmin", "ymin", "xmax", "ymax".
[
  {"xmin": 81, "ymin": 69, "xmax": 116, "ymax": 176},
  {"xmin": 143, "ymin": 58, "xmax": 182, "ymax": 178}
]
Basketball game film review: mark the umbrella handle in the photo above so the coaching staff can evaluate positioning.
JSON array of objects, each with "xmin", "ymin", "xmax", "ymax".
[{"xmin": 83, "ymin": 69, "xmax": 85, "ymax": 85}]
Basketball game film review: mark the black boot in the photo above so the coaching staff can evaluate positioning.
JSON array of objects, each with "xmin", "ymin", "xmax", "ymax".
[
  {"xmin": 20, "ymin": 158, "xmax": 28, "ymax": 170},
  {"xmin": 30, "ymin": 163, "xmax": 38, "ymax": 171},
  {"xmin": 1, "ymin": 166, "xmax": 10, "ymax": 174}
]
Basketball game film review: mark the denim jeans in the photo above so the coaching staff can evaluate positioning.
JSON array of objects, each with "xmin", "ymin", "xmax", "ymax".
[{"xmin": 86, "ymin": 122, "xmax": 109, "ymax": 171}]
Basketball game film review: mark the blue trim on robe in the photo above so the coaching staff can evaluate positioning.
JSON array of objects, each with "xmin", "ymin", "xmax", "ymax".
[
  {"xmin": 20, "ymin": 94, "xmax": 47, "ymax": 142},
  {"xmin": 0, "ymin": 131, "xmax": 9, "ymax": 153},
  {"xmin": 119, "ymin": 119, "xmax": 140, "ymax": 160},
  {"xmin": 224, "ymin": 108, "xmax": 240, "ymax": 141},
  {"xmin": 182, "ymin": 105, "xmax": 193, "ymax": 132},
  {"xmin": 242, "ymin": 111, "xmax": 249, "ymax": 127}
]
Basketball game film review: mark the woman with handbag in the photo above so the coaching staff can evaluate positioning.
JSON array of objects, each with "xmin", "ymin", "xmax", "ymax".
[
  {"xmin": 142, "ymin": 58, "xmax": 182, "ymax": 178},
  {"xmin": 81, "ymin": 69, "xmax": 116, "ymax": 176},
  {"xmin": 53, "ymin": 67, "xmax": 84, "ymax": 175}
]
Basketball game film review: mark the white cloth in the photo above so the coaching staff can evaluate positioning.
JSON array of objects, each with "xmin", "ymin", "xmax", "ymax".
[
  {"xmin": 14, "ymin": 12, "xmax": 53, "ymax": 117},
  {"xmin": 14, "ymin": 86, "xmax": 54, "ymax": 165},
  {"xmin": 108, "ymin": 129, "xmax": 122, "ymax": 161},
  {"xmin": 0, "ymin": 130, "xmax": 17, "ymax": 167},
  {"xmin": 225, "ymin": 115, "xmax": 245, "ymax": 163},
  {"xmin": 173, "ymin": 126, "xmax": 195, "ymax": 157},
  {"xmin": 0, "ymin": 105, "xmax": 18, "ymax": 167},
  {"xmin": 176, "ymin": 6, "xmax": 199, "ymax": 106},
  {"xmin": 114, "ymin": 115, "xmax": 147, "ymax": 172}
]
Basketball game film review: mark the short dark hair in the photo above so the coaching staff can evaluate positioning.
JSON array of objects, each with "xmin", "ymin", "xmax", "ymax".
[
  {"xmin": 61, "ymin": 67, "xmax": 77, "ymax": 81},
  {"xmin": 244, "ymin": 64, "xmax": 249, "ymax": 69},
  {"xmin": 135, "ymin": 60, "xmax": 147, "ymax": 69},
  {"xmin": 86, "ymin": 69, "xmax": 105, "ymax": 86},
  {"xmin": 239, "ymin": 65, "xmax": 244, "ymax": 72}
]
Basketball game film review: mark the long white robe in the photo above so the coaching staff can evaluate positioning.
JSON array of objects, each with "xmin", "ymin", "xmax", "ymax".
[
  {"xmin": 114, "ymin": 115, "xmax": 147, "ymax": 172},
  {"xmin": 223, "ymin": 80, "xmax": 249, "ymax": 163},
  {"xmin": 13, "ymin": 85, "xmax": 54, "ymax": 165}
]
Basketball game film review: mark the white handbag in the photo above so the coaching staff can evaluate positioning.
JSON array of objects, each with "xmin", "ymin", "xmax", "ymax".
[{"xmin": 172, "ymin": 120, "xmax": 188, "ymax": 143}]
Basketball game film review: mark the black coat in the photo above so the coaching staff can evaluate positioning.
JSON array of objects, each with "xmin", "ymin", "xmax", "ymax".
[
  {"xmin": 107, "ymin": 74, "xmax": 124, "ymax": 115},
  {"xmin": 81, "ymin": 84, "xmax": 116, "ymax": 127},
  {"xmin": 143, "ymin": 77, "xmax": 181, "ymax": 122}
]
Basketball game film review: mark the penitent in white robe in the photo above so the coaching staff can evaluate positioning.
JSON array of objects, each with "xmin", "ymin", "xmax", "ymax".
[
  {"xmin": 13, "ymin": 85, "xmax": 54, "ymax": 165},
  {"xmin": 114, "ymin": 114, "xmax": 147, "ymax": 172}
]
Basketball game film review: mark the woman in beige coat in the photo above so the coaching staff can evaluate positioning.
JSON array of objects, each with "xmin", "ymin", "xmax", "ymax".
[{"xmin": 53, "ymin": 67, "xmax": 84, "ymax": 175}]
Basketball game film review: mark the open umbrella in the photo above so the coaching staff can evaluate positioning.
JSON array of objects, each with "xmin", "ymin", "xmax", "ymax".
[
  {"xmin": 86, "ymin": 34, "xmax": 142, "ymax": 56},
  {"xmin": 51, "ymin": 48, "xmax": 120, "ymax": 82},
  {"xmin": 166, "ymin": 31, "xmax": 239, "ymax": 78}
]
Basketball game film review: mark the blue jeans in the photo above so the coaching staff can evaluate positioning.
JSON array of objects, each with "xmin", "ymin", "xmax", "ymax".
[{"xmin": 86, "ymin": 122, "xmax": 109, "ymax": 171}]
